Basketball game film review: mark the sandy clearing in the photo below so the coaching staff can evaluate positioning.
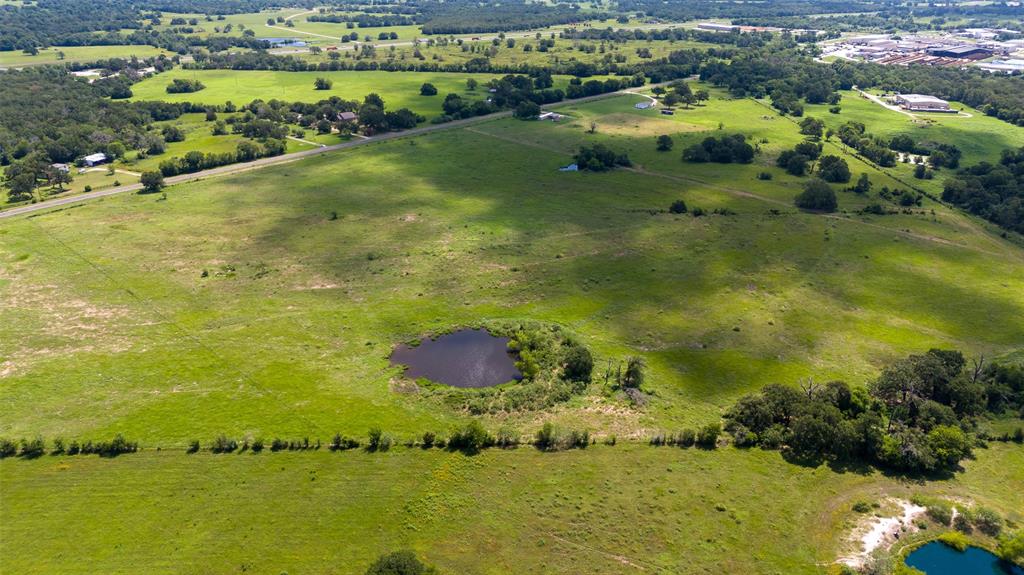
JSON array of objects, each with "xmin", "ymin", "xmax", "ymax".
[{"xmin": 839, "ymin": 498, "xmax": 926, "ymax": 569}]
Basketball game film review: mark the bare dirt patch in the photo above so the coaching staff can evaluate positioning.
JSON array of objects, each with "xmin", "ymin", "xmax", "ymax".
[
  {"xmin": 838, "ymin": 498, "xmax": 926, "ymax": 569},
  {"xmin": 588, "ymin": 113, "xmax": 706, "ymax": 137}
]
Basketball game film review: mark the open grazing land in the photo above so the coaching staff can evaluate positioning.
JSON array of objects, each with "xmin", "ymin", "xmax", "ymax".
[{"xmin": 2, "ymin": 1, "xmax": 1024, "ymax": 574}]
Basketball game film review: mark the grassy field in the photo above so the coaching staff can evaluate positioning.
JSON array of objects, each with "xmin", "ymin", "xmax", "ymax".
[
  {"xmin": 2, "ymin": 92, "xmax": 1022, "ymax": 442},
  {"xmin": 0, "ymin": 45, "xmax": 170, "ymax": 67},
  {"xmin": 127, "ymin": 69, "xmax": 584, "ymax": 118},
  {"xmin": 1, "ymin": 442, "xmax": 1021, "ymax": 575},
  {"xmin": 1, "ymin": 91, "xmax": 1022, "ymax": 573}
]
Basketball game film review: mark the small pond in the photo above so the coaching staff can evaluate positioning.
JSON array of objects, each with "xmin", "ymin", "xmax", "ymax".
[
  {"xmin": 905, "ymin": 542, "xmax": 1024, "ymax": 575},
  {"xmin": 389, "ymin": 329, "xmax": 522, "ymax": 388}
]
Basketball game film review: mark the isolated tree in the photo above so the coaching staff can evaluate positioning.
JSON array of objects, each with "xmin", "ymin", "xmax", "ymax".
[
  {"xmin": 669, "ymin": 199, "xmax": 687, "ymax": 214},
  {"xmin": 621, "ymin": 357, "xmax": 644, "ymax": 389},
  {"xmin": 314, "ymin": 77, "xmax": 333, "ymax": 90},
  {"xmin": 466, "ymin": 78, "xmax": 478, "ymax": 91},
  {"xmin": 419, "ymin": 82, "xmax": 437, "ymax": 96},
  {"xmin": 365, "ymin": 550, "xmax": 436, "ymax": 575},
  {"xmin": 563, "ymin": 345, "xmax": 593, "ymax": 382},
  {"xmin": 853, "ymin": 173, "xmax": 871, "ymax": 194},
  {"xmin": 694, "ymin": 89, "xmax": 709, "ymax": 105},
  {"xmin": 794, "ymin": 179, "xmax": 838, "ymax": 212},
  {"xmin": 656, "ymin": 135, "xmax": 674, "ymax": 152},
  {"xmin": 141, "ymin": 171, "xmax": 164, "ymax": 193}
]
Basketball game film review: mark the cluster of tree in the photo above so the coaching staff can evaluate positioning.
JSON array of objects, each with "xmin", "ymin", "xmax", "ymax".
[
  {"xmin": 699, "ymin": 41, "xmax": 844, "ymax": 111},
  {"xmin": 419, "ymin": 1, "xmax": 594, "ymax": 35},
  {"xmin": 564, "ymin": 75, "xmax": 644, "ymax": 99},
  {"xmin": 0, "ymin": 0, "xmax": 273, "ymax": 53},
  {"xmin": 574, "ymin": 144, "xmax": 631, "ymax": 172},
  {"xmin": 183, "ymin": 48, "xmax": 646, "ymax": 79},
  {"xmin": 723, "ymin": 349, "xmax": 1020, "ymax": 474},
  {"xmin": 876, "ymin": 184, "xmax": 923, "ymax": 207},
  {"xmin": 655, "ymin": 80, "xmax": 709, "ymax": 109},
  {"xmin": 165, "ymin": 78, "xmax": 205, "ymax": 93},
  {"xmin": 0, "ymin": 434, "xmax": 138, "ymax": 458},
  {"xmin": 0, "ymin": 0, "xmax": 143, "ymax": 52},
  {"xmin": 683, "ymin": 134, "xmax": 755, "ymax": 164},
  {"xmin": 835, "ymin": 121, "xmax": 896, "ymax": 167},
  {"xmin": 307, "ymin": 13, "xmax": 417, "ymax": 27},
  {"xmin": 942, "ymin": 146, "xmax": 1024, "ymax": 235},
  {"xmin": 618, "ymin": 0, "xmax": 867, "ymax": 20},
  {"xmin": 564, "ymin": 27, "xmax": 775, "ymax": 49},
  {"xmin": 889, "ymin": 135, "xmax": 961, "ymax": 169},
  {"xmin": 158, "ymin": 139, "xmax": 286, "ymax": 177}
]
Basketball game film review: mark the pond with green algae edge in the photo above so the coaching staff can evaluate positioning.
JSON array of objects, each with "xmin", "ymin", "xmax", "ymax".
[
  {"xmin": 905, "ymin": 542, "xmax": 1023, "ymax": 575},
  {"xmin": 390, "ymin": 328, "xmax": 522, "ymax": 388}
]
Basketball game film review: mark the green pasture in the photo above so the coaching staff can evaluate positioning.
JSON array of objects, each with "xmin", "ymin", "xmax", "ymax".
[
  {"xmin": 0, "ymin": 45, "xmax": 169, "ymax": 67},
  {"xmin": 127, "ymin": 69, "xmax": 580, "ymax": 118},
  {"xmin": 1, "ymin": 443, "xmax": 1021, "ymax": 575},
  {"xmin": 1, "ymin": 94, "xmax": 1021, "ymax": 445}
]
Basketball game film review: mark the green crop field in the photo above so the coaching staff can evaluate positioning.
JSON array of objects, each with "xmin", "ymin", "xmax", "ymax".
[
  {"xmin": 127, "ymin": 69, "xmax": 585, "ymax": 118},
  {"xmin": 1, "ymin": 85, "xmax": 1022, "ymax": 574},
  {"xmin": 0, "ymin": 45, "xmax": 170, "ymax": 67}
]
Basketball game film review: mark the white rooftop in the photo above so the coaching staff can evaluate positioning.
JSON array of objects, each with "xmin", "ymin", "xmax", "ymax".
[{"xmin": 898, "ymin": 94, "xmax": 948, "ymax": 104}]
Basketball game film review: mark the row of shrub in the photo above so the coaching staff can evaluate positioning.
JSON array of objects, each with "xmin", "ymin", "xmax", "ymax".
[
  {"xmin": 0, "ymin": 435, "xmax": 138, "ymax": 458},
  {"xmin": 190, "ymin": 421, "xmax": 606, "ymax": 456},
  {"xmin": 648, "ymin": 423, "xmax": 722, "ymax": 448}
]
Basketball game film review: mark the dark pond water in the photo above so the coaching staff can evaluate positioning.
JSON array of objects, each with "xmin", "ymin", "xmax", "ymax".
[
  {"xmin": 389, "ymin": 329, "xmax": 522, "ymax": 388},
  {"xmin": 905, "ymin": 542, "xmax": 1024, "ymax": 575}
]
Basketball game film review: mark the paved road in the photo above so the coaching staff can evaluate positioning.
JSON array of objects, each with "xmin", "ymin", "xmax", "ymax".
[{"xmin": 0, "ymin": 87, "xmax": 648, "ymax": 220}]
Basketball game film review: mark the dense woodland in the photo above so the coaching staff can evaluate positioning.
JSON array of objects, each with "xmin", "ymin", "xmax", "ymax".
[
  {"xmin": 943, "ymin": 147, "xmax": 1024, "ymax": 234},
  {"xmin": 419, "ymin": 2, "xmax": 592, "ymax": 35}
]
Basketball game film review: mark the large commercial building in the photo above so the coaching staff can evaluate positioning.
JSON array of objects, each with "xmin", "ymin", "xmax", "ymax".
[
  {"xmin": 927, "ymin": 45, "xmax": 993, "ymax": 60},
  {"xmin": 893, "ymin": 94, "xmax": 952, "ymax": 112}
]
